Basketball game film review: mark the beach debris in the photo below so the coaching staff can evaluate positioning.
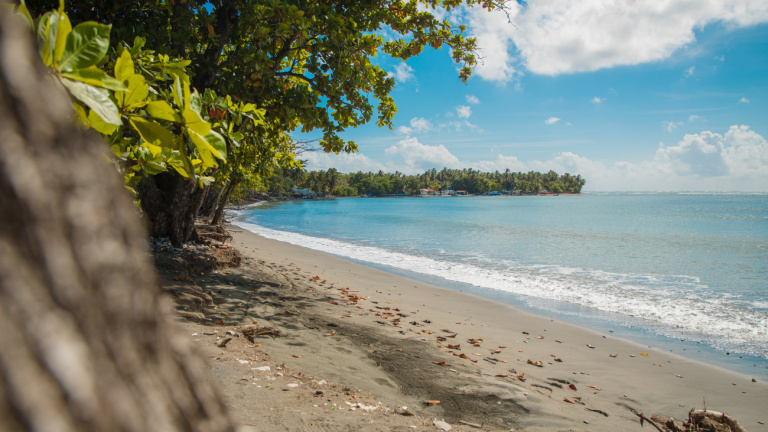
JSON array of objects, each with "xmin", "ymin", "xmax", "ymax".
[
  {"xmin": 324, "ymin": 331, "xmax": 336, "ymax": 336},
  {"xmin": 537, "ymin": 335, "xmax": 545, "ymax": 339},
  {"xmin": 216, "ymin": 337, "xmax": 232, "ymax": 348},
  {"xmin": 586, "ymin": 408, "xmax": 609, "ymax": 417},
  {"xmin": 432, "ymin": 361, "xmax": 447, "ymax": 367},
  {"xmin": 496, "ymin": 374, "xmax": 509, "ymax": 377},
  {"xmin": 609, "ymin": 353, "xmax": 618, "ymax": 358},
  {"xmin": 237, "ymin": 324, "xmax": 281, "ymax": 341},
  {"xmin": 252, "ymin": 366, "xmax": 271, "ymax": 372},
  {"xmin": 433, "ymin": 419, "xmax": 452, "ymax": 431},
  {"xmin": 631, "ymin": 408, "xmax": 747, "ymax": 432},
  {"xmin": 424, "ymin": 400, "xmax": 441, "ymax": 405},
  {"xmin": 522, "ymin": 332, "xmax": 529, "ymax": 335},
  {"xmin": 395, "ymin": 406, "xmax": 415, "ymax": 416},
  {"xmin": 586, "ymin": 385, "xmax": 601, "ymax": 391},
  {"xmin": 640, "ymin": 352, "xmax": 649, "ymax": 356},
  {"xmin": 563, "ymin": 398, "xmax": 576, "ymax": 404},
  {"xmin": 513, "ymin": 373, "xmax": 526, "ymax": 382},
  {"xmin": 532, "ymin": 384, "xmax": 552, "ymax": 392},
  {"xmin": 292, "ymin": 355, "xmax": 301, "ymax": 358},
  {"xmin": 447, "ymin": 344, "xmax": 461, "ymax": 350},
  {"xmin": 458, "ymin": 420, "xmax": 483, "ymax": 428},
  {"xmin": 587, "ymin": 344, "xmax": 595, "ymax": 349},
  {"xmin": 569, "ymin": 384, "xmax": 577, "ymax": 391},
  {"xmin": 527, "ymin": 359, "xmax": 544, "ymax": 367}
]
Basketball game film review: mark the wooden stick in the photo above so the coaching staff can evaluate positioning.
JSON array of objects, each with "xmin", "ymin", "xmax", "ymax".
[{"xmin": 630, "ymin": 408, "xmax": 665, "ymax": 432}]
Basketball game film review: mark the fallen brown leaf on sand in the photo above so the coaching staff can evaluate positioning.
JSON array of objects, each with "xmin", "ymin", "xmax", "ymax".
[
  {"xmin": 324, "ymin": 331, "xmax": 336, "ymax": 336},
  {"xmin": 563, "ymin": 398, "xmax": 575, "ymax": 404},
  {"xmin": 292, "ymin": 355, "xmax": 301, "ymax": 358},
  {"xmin": 423, "ymin": 400, "xmax": 441, "ymax": 405},
  {"xmin": 586, "ymin": 385, "xmax": 601, "ymax": 391},
  {"xmin": 527, "ymin": 359, "xmax": 544, "ymax": 367},
  {"xmin": 496, "ymin": 374, "xmax": 508, "ymax": 377},
  {"xmin": 432, "ymin": 361, "xmax": 447, "ymax": 366}
]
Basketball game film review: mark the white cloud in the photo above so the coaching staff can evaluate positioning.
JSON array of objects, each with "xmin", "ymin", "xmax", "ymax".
[
  {"xmin": 545, "ymin": 117, "xmax": 560, "ymax": 125},
  {"xmin": 390, "ymin": 63, "xmax": 414, "ymax": 83},
  {"xmin": 662, "ymin": 120, "xmax": 684, "ymax": 133},
  {"xmin": 462, "ymin": 0, "xmax": 768, "ymax": 78},
  {"xmin": 591, "ymin": 97, "xmax": 605, "ymax": 104},
  {"xmin": 689, "ymin": 114, "xmax": 700, "ymax": 122},
  {"xmin": 398, "ymin": 117, "xmax": 433, "ymax": 135},
  {"xmin": 456, "ymin": 105, "xmax": 472, "ymax": 118},
  {"xmin": 384, "ymin": 137, "xmax": 462, "ymax": 173},
  {"xmin": 303, "ymin": 151, "xmax": 387, "ymax": 173},
  {"xmin": 685, "ymin": 66, "xmax": 696, "ymax": 78},
  {"xmin": 466, "ymin": 95, "xmax": 480, "ymax": 104},
  {"xmin": 739, "ymin": 97, "xmax": 750, "ymax": 103}
]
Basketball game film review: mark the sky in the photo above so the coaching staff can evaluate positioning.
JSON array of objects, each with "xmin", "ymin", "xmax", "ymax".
[{"xmin": 302, "ymin": 0, "xmax": 768, "ymax": 192}]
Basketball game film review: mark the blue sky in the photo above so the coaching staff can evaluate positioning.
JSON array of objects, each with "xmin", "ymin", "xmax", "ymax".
[{"xmin": 303, "ymin": 1, "xmax": 768, "ymax": 192}]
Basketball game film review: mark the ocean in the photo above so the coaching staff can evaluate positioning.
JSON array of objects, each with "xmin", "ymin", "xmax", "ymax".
[{"xmin": 232, "ymin": 193, "xmax": 768, "ymax": 377}]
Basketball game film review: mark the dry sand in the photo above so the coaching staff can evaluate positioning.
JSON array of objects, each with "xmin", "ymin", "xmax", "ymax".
[{"xmin": 166, "ymin": 226, "xmax": 768, "ymax": 431}]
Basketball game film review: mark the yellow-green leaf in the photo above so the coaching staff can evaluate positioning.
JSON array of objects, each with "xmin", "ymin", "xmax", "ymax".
[
  {"xmin": 114, "ymin": 49, "xmax": 134, "ymax": 82},
  {"xmin": 61, "ymin": 66, "xmax": 125, "ymax": 90},
  {"xmin": 60, "ymin": 77, "xmax": 120, "ymax": 125},
  {"xmin": 147, "ymin": 100, "xmax": 182, "ymax": 123},
  {"xmin": 187, "ymin": 129, "xmax": 228, "ymax": 167},
  {"xmin": 116, "ymin": 74, "xmax": 149, "ymax": 110},
  {"xmin": 53, "ymin": 11, "xmax": 71, "ymax": 65},
  {"xmin": 59, "ymin": 22, "xmax": 111, "ymax": 72},
  {"xmin": 88, "ymin": 108, "xmax": 119, "ymax": 135},
  {"xmin": 182, "ymin": 108, "xmax": 210, "ymax": 135},
  {"xmin": 130, "ymin": 118, "xmax": 176, "ymax": 148}
]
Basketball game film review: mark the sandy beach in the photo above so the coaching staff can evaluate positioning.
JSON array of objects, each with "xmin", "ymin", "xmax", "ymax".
[{"xmin": 163, "ymin": 226, "xmax": 768, "ymax": 431}]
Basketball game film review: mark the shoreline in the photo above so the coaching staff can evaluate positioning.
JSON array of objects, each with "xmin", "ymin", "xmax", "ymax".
[
  {"xmin": 185, "ymin": 225, "xmax": 768, "ymax": 430},
  {"xmin": 232, "ymin": 213, "xmax": 768, "ymax": 379}
]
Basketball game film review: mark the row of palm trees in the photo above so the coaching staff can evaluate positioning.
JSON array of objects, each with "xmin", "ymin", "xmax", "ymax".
[{"xmin": 263, "ymin": 167, "xmax": 585, "ymax": 197}]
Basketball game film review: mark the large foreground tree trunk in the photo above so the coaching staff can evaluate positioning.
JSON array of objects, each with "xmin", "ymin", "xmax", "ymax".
[{"xmin": 0, "ymin": 9, "xmax": 233, "ymax": 432}]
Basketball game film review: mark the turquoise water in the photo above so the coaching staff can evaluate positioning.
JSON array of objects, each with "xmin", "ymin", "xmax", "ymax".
[{"xmin": 234, "ymin": 193, "xmax": 768, "ymax": 376}]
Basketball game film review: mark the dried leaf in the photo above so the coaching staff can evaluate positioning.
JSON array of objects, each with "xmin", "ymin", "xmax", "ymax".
[
  {"xmin": 324, "ymin": 331, "xmax": 336, "ymax": 336},
  {"xmin": 424, "ymin": 400, "xmax": 441, "ymax": 405},
  {"xmin": 495, "ymin": 374, "xmax": 508, "ymax": 377},
  {"xmin": 563, "ymin": 398, "xmax": 575, "ymax": 404},
  {"xmin": 527, "ymin": 359, "xmax": 544, "ymax": 367},
  {"xmin": 292, "ymin": 355, "xmax": 301, "ymax": 359},
  {"xmin": 432, "ymin": 361, "xmax": 447, "ymax": 366},
  {"xmin": 640, "ymin": 353, "xmax": 649, "ymax": 356},
  {"xmin": 569, "ymin": 384, "xmax": 577, "ymax": 391}
]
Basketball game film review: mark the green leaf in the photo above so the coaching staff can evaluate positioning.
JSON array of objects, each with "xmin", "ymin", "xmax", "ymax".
[
  {"xmin": 182, "ymin": 108, "xmax": 210, "ymax": 135},
  {"xmin": 62, "ymin": 66, "xmax": 126, "ymax": 90},
  {"xmin": 130, "ymin": 118, "xmax": 177, "ymax": 148},
  {"xmin": 115, "ymin": 74, "xmax": 149, "ymax": 111},
  {"xmin": 53, "ymin": 11, "xmax": 71, "ymax": 65},
  {"xmin": 59, "ymin": 22, "xmax": 111, "ymax": 72},
  {"xmin": 15, "ymin": 1, "xmax": 34, "ymax": 27},
  {"xmin": 87, "ymin": 108, "xmax": 119, "ymax": 135},
  {"xmin": 147, "ymin": 100, "xmax": 182, "ymax": 123},
  {"xmin": 188, "ymin": 130, "xmax": 226, "ymax": 167},
  {"xmin": 114, "ymin": 49, "xmax": 134, "ymax": 82},
  {"xmin": 60, "ymin": 77, "xmax": 120, "ymax": 125},
  {"xmin": 36, "ymin": 11, "xmax": 56, "ymax": 66}
]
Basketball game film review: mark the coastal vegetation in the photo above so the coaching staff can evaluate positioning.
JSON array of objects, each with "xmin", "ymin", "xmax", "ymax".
[
  {"xmin": 20, "ymin": 0, "xmax": 511, "ymax": 245},
  {"xmin": 263, "ymin": 167, "xmax": 586, "ymax": 197}
]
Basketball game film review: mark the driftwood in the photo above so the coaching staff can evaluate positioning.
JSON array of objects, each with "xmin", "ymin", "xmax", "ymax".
[{"xmin": 631, "ymin": 407, "xmax": 746, "ymax": 432}]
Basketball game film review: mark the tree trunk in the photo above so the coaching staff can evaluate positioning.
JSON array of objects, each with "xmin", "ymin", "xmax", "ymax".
[
  {"xmin": 0, "ymin": 10, "xmax": 233, "ymax": 432},
  {"xmin": 198, "ymin": 182, "xmax": 223, "ymax": 219},
  {"xmin": 211, "ymin": 178, "xmax": 240, "ymax": 226},
  {"xmin": 137, "ymin": 172, "xmax": 207, "ymax": 247}
]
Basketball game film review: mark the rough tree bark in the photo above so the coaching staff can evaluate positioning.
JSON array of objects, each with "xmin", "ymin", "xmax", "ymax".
[
  {"xmin": 137, "ymin": 172, "xmax": 207, "ymax": 247},
  {"xmin": 0, "ymin": 8, "xmax": 233, "ymax": 432}
]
